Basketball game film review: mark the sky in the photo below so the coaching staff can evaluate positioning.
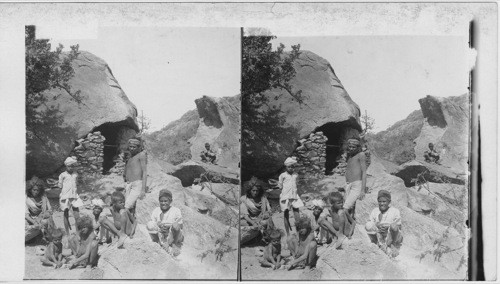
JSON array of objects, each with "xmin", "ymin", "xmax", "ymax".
[
  {"xmin": 272, "ymin": 36, "xmax": 471, "ymax": 131},
  {"xmin": 39, "ymin": 27, "xmax": 241, "ymax": 132}
]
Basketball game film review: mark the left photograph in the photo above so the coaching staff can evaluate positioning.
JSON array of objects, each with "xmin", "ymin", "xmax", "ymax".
[{"xmin": 24, "ymin": 25, "xmax": 240, "ymax": 280}]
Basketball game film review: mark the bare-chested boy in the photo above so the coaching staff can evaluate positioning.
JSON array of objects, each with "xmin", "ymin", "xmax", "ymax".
[
  {"xmin": 287, "ymin": 216, "xmax": 317, "ymax": 271},
  {"xmin": 109, "ymin": 191, "xmax": 136, "ymax": 241},
  {"xmin": 91, "ymin": 198, "xmax": 127, "ymax": 247},
  {"xmin": 344, "ymin": 138, "xmax": 367, "ymax": 218},
  {"xmin": 41, "ymin": 228, "xmax": 64, "ymax": 269},
  {"xmin": 67, "ymin": 215, "xmax": 99, "ymax": 270},
  {"xmin": 259, "ymin": 230, "xmax": 283, "ymax": 269},
  {"xmin": 122, "ymin": 138, "xmax": 147, "ymax": 236}
]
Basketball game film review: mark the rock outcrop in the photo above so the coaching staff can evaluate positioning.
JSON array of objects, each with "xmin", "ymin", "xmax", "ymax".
[
  {"xmin": 414, "ymin": 94, "xmax": 470, "ymax": 172},
  {"xmin": 393, "ymin": 160, "xmax": 467, "ymax": 187},
  {"xmin": 369, "ymin": 94, "xmax": 469, "ymax": 173},
  {"xmin": 242, "ymin": 50, "xmax": 361, "ymax": 181},
  {"xmin": 146, "ymin": 95, "xmax": 240, "ymax": 170},
  {"xmin": 26, "ymin": 51, "xmax": 138, "ymax": 178}
]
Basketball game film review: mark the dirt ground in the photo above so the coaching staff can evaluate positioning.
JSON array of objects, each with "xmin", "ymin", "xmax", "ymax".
[
  {"xmin": 25, "ymin": 207, "xmax": 237, "ymax": 280},
  {"xmin": 240, "ymin": 210, "xmax": 466, "ymax": 281}
]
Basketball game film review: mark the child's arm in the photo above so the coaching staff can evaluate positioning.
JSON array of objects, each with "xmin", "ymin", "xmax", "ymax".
[
  {"xmin": 288, "ymin": 239, "xmax": 316, "ymax": 269},
  {"xmin": 69, "ymin": 237, "xmax": 94, "ymax": 268},
  {"xmin": 278, "ymin": 174, "xmax": 284, "ymax": 190}
]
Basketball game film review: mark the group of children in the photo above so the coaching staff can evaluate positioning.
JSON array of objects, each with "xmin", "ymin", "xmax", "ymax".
[
  {"xmin": 257, "ymin": 137, "xmax": 403, "ymax": 270},
  {"xmin": 31, "ymin": 137, "xmax": 185, "ymax": 271}
]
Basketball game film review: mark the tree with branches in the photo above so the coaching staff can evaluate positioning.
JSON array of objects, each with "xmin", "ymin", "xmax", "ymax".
[{"xmin": 25, "ymin": 25, "xmax": 81, "ymax": 140}]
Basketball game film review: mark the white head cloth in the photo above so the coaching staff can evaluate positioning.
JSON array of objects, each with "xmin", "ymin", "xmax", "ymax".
[
  {"xmin": 64, "ymin": 156, "xmax": 77, "ymax": 166},
  {"xmin": 284, "ymin": 157, "xmax": 297, "ymax": 166},
  {"xmin": 311, "ymin": 199, "xmax": 325, "ymax": 209},
  {"xmin": 91, "ymin": 198, "xmax": 105, "ymax": 209}
]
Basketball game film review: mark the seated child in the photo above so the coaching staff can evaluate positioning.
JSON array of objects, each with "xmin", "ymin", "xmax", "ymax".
[
  {"xmin": 41, "ymin": 228, "xmax": 64, "ymax": 269},
  {"xmin": 286, "ymin": 216, "xmax": 318, "ymax": 271},
  {"xmin": 110, "ymin": 191, "xmax": 136, "ymax": 240},
  {"xmin": 200, "ymin": 143, "xmax": 217, "ymax": 164},
  {"xmin": 327, "ymin": 192, "xmax": 356, "ymax": 247},
  {"xmin": 259, "ymin": 230, "xmax": 283, "ymax": 270},
  {"xmin": 67, "ymin": 215, "xmax": 99, "ymax": 270},
  {"xmin": 365, "ymin": 190, "xmax": 403, "ymax": 258},
  {"xmin": 147, "ymin": 189, "xmax": 184, "ymax": 256},
  {"xmin": 91, "ymin": 198, "xmax": 127, "ymax": 247}
]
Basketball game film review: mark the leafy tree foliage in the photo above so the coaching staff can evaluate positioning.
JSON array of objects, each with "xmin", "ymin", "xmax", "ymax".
[
  {"xmin": 25, "ymin": 25, "xmax": 81, "ymax": 139},
  {"xmin": 241, "ymin": 33, "xmax": 302, "ymax": 179}
]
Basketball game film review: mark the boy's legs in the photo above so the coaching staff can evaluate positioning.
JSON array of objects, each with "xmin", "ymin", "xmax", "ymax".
[
  {"xmin": 87, "ymin": 240, "xmax": 99, "ymax": 267},
  {"xmin": 63, "ymin": 209, "xmax": 71, "ymax": 235},
  {"xmin": 292, "ymin": 208, "xmax": 300, "ymax": 232},
  {"xmin": 319, "ymin": 218, "xmax": 345, "ymax": 249},
  {"xmin": 68, "ymin": 234, "xmax": 79, "ymax": 256},
  {"xmin": 168, "ymin": 223, "xmax": 184, "ymax": 246},
  {"xmin": 99, "ymin": 216, "xmax": 126, "ymax": 247},
  {"xmin": 72, "ymin": 207, "xmax": 80, "ymax": 222},
  {"xmin": 305, "ymin": 241, "xmax": 318, "ymax": 268},
  {"xmin": 365, "ymin": 221, "xmax": 379, "ymax": 244},
  {"xmin": 286, "ymin": 234, "xmax": 298, "ymax": 257},
  {"xmin": 283, "ymin": 209, "xmax": 291, "ymax": 235}
]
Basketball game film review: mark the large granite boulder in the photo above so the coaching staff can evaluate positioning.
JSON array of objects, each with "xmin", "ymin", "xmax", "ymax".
[
  {"xmin": 414, "ymin": 94, "xmax": 470, "ymax": 172},
  {"xmin": 27, "ymin": 51, "xmax": 138, "ymax": 178},
  {"xmin": 242, "ymin": 50, "xmax": 361, "ymax": 180},
  {"xmin": 146, "ymin": 95, "xmax": 240, "ymax": 170}
]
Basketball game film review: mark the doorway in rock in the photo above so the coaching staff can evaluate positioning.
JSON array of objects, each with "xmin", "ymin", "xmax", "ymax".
[
  {"xmin": 316, "ymin": 121, "xmax": 357, "ymax": 174},
  {"xmin": 93, "ymin": 123, "xmax": 120, "ymax": 174}
]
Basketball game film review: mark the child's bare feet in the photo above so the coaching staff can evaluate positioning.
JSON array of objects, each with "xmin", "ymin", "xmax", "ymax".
[
  {"xmin": 331, "ymin": 235, "xmax": 346, "ymax": 249},
  {"xmin": 116, "ymin": 235, "xmax": 127, "ymax": 248}
]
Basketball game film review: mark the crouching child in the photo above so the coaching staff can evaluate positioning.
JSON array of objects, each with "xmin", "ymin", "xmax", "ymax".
[
  {"xmin": 287, "ymin": 216, "xmax": 318, "ymax": 271},
  {"xmin": 67, "ymin": 215, "xmax": 99, "ymax": 270},
  {"xmin": 365, "ymin": 190, "xmax": 403, "ymax": 258},
  {"xmin": 259, "ymin": 230, "xmax": 283, "ymax": 269},
  {"xmin": 41, "ymin": 228, "xmax": 64, "ymax": 269},
  {"xmin": 147, "ymin": 189, "xmax": 184, "ymax": 256}
]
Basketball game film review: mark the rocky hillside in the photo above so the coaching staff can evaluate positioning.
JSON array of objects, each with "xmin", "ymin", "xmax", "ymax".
[
  {"xmin": 242, "ymin": 50, "xmax": 362, "ymax": 181},
  {"xmin": 146, "ymin": 95, "xmax": 240, "ymax": 170},
  {"xmin": 367, "ymin": 110, "xmax": 424, "ymax": 164},
  {"xmin": 27, "ymin": 51, "xmax": 139, "ymax": 178},
  {"xmin": 369, "ymin": 94, "xmax": 470, "ymax": 172}
]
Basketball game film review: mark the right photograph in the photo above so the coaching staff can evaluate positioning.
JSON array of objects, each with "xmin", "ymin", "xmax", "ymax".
[{"xmin": 240, "ymin": 28, "xmax": 470, "ymax": 280}]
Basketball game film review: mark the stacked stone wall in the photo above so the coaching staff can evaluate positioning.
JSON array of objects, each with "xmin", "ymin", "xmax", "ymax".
[
  {"xmin": 71, "ymin": 131, "xmax": 105, "ymax": 176},
  {"xmin": 293, "ymin": 132, "xmax": 328, "ymax": 188}
]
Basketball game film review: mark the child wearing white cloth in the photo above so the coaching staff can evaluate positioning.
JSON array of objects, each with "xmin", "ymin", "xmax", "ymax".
[
  {"xmin": 58, "ymin": 156, "xmax": 83, "ymax": 236},
  {"xmin": 278, "ymin": 157, "xmax": 304, "ymax": 235}
]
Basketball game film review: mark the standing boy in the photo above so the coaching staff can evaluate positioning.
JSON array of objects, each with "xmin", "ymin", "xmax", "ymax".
[
  {"xmin": 278, "ymin": 157, "xmax": 304, "ymax": 235},
  {"xmin": 365, "ymin": 190, "xmax": 403, "ymax": 258},
  {"xmin": 59, "ymin": 156, "xmax": 83, "ymax": 236},
  {"xmin": 344, "ymin": 138, "xmax": 367, "ymax": 218},
  {"xmin": 123, "ymin": 138, "xmax": 147, "ymax": 235}
]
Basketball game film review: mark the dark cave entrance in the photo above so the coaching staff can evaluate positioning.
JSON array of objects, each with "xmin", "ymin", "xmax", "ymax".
[
  {"xmin": 316, "ymin": 120, "xmax": 360, "ymax": 174},
  {"xmin": 93, "ymin": 123, "xmax": 121, "ymax": 174}
]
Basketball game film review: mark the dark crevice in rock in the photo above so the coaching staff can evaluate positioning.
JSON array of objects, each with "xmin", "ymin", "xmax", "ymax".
[
  {"xmin": 92, "ymin": 118, "xmax": 138, "ymax": 174},
  {"xmin": 315, "ymin": 118, "xmax": 361, "ymax": 173},
  {"xmin": 195, "ymin": 96, "xmax": 223, "ymax": 128},
  {"xmin": 393, "ymin": 164, "xmax": 465, "ymax": 187}
]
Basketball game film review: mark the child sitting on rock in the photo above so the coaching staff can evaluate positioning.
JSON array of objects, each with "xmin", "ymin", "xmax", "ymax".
[
  {"xmin": 147, "ymin": 189, "xmax": 184, "ymax": 256},
  {"xmin": 259, "ymin": 230, "xmax": 283, "ymax": 270},
  {"xmin": 365, "ymin": 190, "xmax": 403, "ymax": 258},
  {"xmin": 41, "ymin": 228, "xmax": 64, "ymax": 269},
  {"xmin": 278, "ymin": 157, "xmax": 304, "ymax": 235},
  {"xmin": 286, "ymin": 216, "xmax": 317, "ymax": 271},
  {"xmin": 327, "ymin": 192, "xmax": 356, "ymax": 247},
  {"xmin": 67, "ymin": 215, "xmax": 99, "ymax": 270}
]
